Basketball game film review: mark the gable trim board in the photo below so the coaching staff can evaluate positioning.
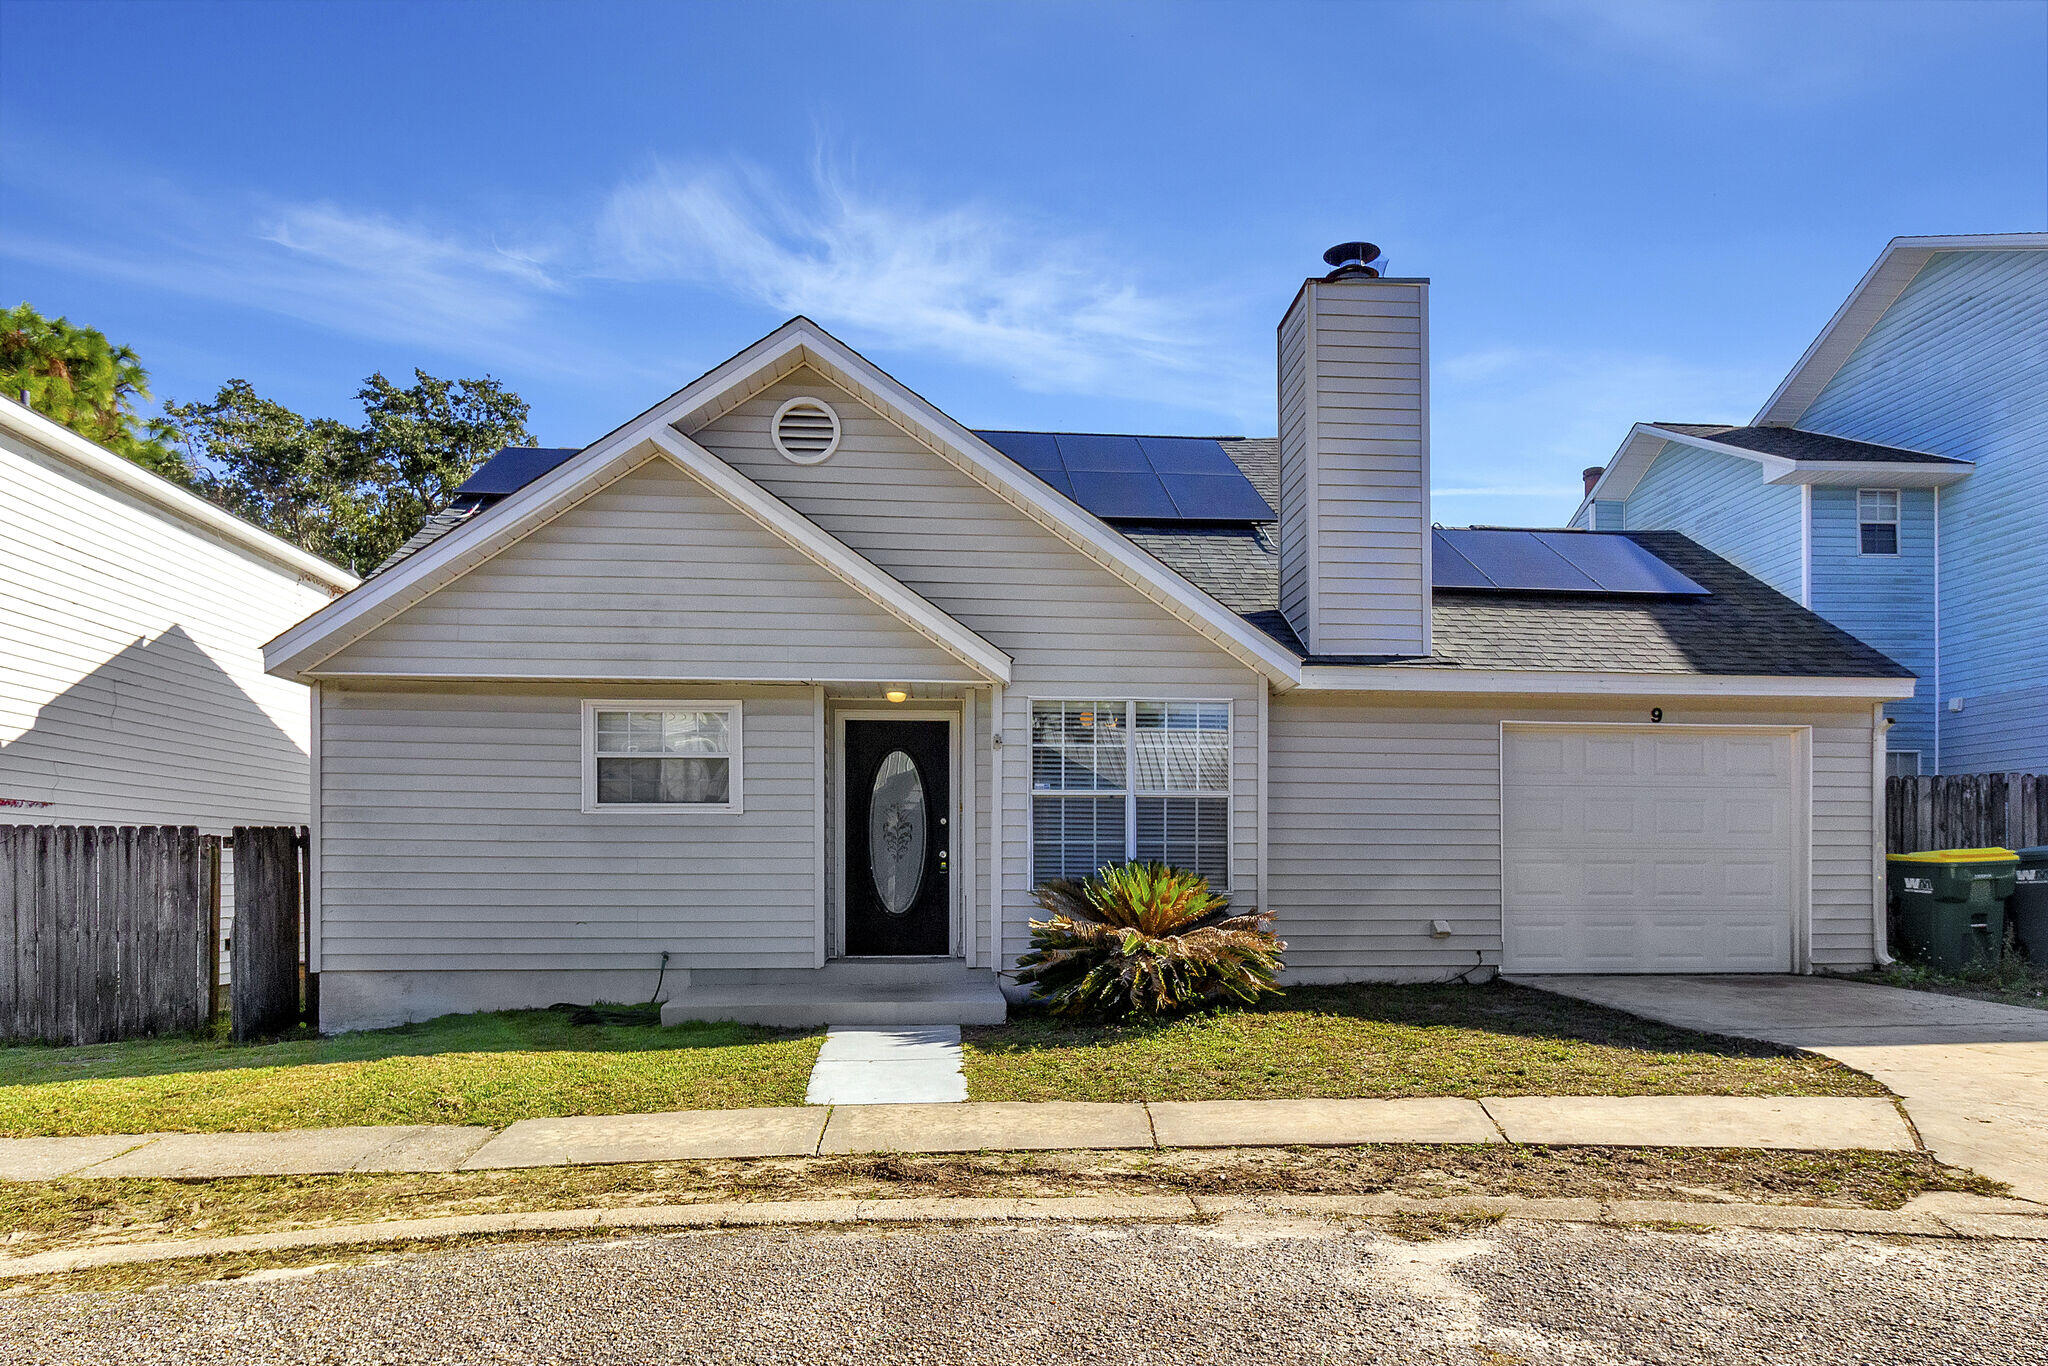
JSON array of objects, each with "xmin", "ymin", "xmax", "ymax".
[
  {"xmin": 1756, "ymin": 234, "xmax": 2048, "ymax": 429},
  {"xmin": 269, "ymin": 318, "xmax": 1299, "ymax": 689},
  {"xmin": 1, "ymin": 397, "xmax": 358, "ymax": 592},
  {"xmin": 1574, "ymin": 422, "xmax": 1972, "ymax": 523},
  {"xmin": 268, "ymin": 430, "xmax": 1012, "ymax": 685}
]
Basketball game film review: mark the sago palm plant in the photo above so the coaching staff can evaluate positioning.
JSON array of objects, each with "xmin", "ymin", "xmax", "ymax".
[{"xmin": 1014, "ymin": 861, "xmax": 1285, "ymax": 1018}]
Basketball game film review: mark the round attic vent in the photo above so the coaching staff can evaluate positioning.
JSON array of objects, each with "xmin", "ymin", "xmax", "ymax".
[{"xmin": 772, "ymin": 396, "xmax": 841, "ymax": 464}]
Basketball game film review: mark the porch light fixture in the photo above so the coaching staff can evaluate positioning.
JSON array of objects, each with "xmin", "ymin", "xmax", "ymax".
[{"xmin": 885, "ymin": 688, "xmax": 909, "ymax": 704}]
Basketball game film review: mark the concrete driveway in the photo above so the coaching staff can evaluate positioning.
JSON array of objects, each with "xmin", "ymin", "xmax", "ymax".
[{"xmin": 1510, "ymin": 975, "xmax": 2048, "ymax": 1203}]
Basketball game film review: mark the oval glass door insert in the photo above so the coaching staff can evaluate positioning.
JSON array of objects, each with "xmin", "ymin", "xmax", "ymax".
[{"xmin": 869, "ymin": 751, "xmax": 926, "ymax": 915}]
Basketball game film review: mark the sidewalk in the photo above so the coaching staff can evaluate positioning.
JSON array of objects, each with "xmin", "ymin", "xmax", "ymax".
[{"xmin": 0, "ymin": 1094, "xmax": 1919, "ymax": 1182}]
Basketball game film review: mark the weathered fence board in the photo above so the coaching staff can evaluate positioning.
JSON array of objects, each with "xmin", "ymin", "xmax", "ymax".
[
  {"xmin": 0, "ymin": 824, "xmax": 216, "ymax": 1044},
  {"xmin": 1887, "ymin": 773, "xmax": 2048, "ymax": 855},
  {"xmin": 231, "ymin": 825, "xmax": 306, "ymax": 1041}
]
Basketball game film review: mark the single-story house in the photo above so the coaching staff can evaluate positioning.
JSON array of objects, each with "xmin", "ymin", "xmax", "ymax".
[{"xmin": 265, "ymin": 246, "xmax": 1915, "ymax": 1032}]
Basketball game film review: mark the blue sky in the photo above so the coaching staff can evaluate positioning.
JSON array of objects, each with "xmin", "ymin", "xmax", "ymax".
[{"xmin": 3, "ymin": 0, "xmax": 2043, "ymax": 526}]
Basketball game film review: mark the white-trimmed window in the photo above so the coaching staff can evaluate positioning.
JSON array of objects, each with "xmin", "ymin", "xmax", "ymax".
[
  {"xmin": 582, "ymin": 701, "xmax": 741, "ymax": 813},
  {"xmin": 1030, "ymin": 700, "xmax": 1229, "ymax": 887},
  {"xmin": 1858, "ymin": 489, "xmax": 1900, "ymax": 556},
  {"xmin": 1886, "ymin": 749, "xmax": 1922, "ymax": 779}
]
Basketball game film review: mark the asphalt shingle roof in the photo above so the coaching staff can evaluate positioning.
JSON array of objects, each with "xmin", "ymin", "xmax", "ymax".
[{"xmin": 1651, "ymin": 423, "xmax": 1963, "ymax": 465}]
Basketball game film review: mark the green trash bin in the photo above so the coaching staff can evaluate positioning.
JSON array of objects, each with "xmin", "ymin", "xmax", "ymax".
[
  {"xmin": 1886, "ymin": 848, "xmax": 2018, "ymax": 971},
  {"xmin": 2009, "ymin": 846, "xmax": 2048, "ymax": 963}
]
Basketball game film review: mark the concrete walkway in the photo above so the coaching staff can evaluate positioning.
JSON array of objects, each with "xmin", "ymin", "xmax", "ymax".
[
  {"xmin": 0, "ymin": 1093, "xmax": 1917, "ymax": 1181},
  {"xmin": 1512, "ymin": 975, "xmax": 2048, "ymax": 1203},
  {"xmin": 804, "ymin": 1026, "xmax": 967, "ymax": 1104}
]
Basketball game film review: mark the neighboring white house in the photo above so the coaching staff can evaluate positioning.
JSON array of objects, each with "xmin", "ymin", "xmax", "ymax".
[
  {"xmin": 265, "ymin": 247, "xmax": 1915, "ymax": 1033},
  {"xmin": 1, "ymin": 396, "xmax": 357, "ymax": 832}
]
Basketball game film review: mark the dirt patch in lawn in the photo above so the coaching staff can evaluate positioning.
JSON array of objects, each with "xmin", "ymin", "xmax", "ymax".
[
  {"xmin": 0, "ymin": 1144, "xmax": 1998, "ymax": 1263},
  {"xmin": 963, "ymin": 982, "xmax": 1885, "ymax": 1102}
]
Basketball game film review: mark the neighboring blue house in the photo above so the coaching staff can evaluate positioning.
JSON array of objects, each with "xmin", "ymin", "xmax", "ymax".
[{"xmin": 1573, "ymin": 234, "xmax": 2047, "ymax": 776}]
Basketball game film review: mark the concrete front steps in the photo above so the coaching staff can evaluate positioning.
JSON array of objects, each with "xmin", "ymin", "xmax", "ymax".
[{"xmin": 658, "ymin": 961, "xmax": 1008, "ymax": 1028}]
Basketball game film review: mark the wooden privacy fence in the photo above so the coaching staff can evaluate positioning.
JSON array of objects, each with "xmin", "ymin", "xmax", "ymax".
[
  {"xmin": 1, "ymin": 824, "xmax": 308, "ymax": 1044},
  {"xmin": 1887, "ymin": 773, "xmax": 2048, "ymax": 855}
]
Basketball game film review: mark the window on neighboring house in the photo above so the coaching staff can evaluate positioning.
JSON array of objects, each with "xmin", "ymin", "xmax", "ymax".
[
  {"xmin": 1858, "ymin": 489, "xmax": 1901, "ymax": 555},
  {"xmin": 583, "ymin": 702, "xmax": 741, "ymax": 812},
  {"xmin": 1886, "ymin": 750, "xmax": 1922, "ymax": 779},
  {"xmin": 1031, "ymin": 700, "xmax": 1230, "ymax": 887}
]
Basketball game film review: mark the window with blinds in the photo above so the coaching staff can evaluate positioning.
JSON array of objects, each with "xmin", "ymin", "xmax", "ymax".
[{"xmin": 1030, "ymin": 700, "xmax": 1229, "ymax": 887}]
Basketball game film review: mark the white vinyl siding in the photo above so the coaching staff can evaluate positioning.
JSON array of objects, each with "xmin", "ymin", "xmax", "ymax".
[
  {"xmin": 0, "ymin": 425, "xmax": 333, "ymax": 829},
  {"xmin": 318, "ymin": 683, "xmax": 819, "ymax": 974},
  {"xmin": 318, "ymin": 456, "xmax": 984, "ymax": 684},
  {"xmin": 1267, "ymin": 693, "xmax": 1881, "ymax": 978},
  {"xmin": 688, "ymin": 368, "xmax": 1266, "ymax": 966},
  {"xmin": 1274, "ymin": 278, "xmax": 1431, "ymax": 655}
]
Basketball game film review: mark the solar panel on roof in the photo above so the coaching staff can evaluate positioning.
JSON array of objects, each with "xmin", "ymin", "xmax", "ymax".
[
  {"xmin": 1430, "ymin": 529, "xmax": 1709, "ymax": 596},
  {"xmin": 1429, "ymin": 531, "xmax": 1493, "ymax": 589},
  {"xmin": 455, "ymin": 447, "xmax": 581, "ymax": 497},
  {"xmin": 1440, "ymin": 529, "xmax": 1598, "ymax": 591},
  {"xmin": 1056, "ymin": 433, "xmax": 1149, "ymax": 471},
  {"xmin": 1136, "ymin": 436, "xmax": 1243, "ymax": 476},
  {"xmin": 1160, "ymin": 473, "xmax": 1274, "ymax": 520},
  {"xmin": 1532, "ymin": 531, "xmax": 1709, "ymax": 595},
  {"xmin": 1068, "ymin": 469, "xmax": 1178, "ymax": 519}
]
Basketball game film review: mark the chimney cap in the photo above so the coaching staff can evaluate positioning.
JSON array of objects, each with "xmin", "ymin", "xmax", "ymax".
[{"xmin": 1322, "ymin": 241, "xmax": 1383, "ymax": 279}]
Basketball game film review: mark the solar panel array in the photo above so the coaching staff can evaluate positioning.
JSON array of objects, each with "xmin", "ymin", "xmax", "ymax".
[
  {"xmin": 975, "ymin": 431, "xmax": 1274, "ymax": 521},
  {"xmin": 1433, "ymin": 529, "xmax": 1709, "ymax": 596}
]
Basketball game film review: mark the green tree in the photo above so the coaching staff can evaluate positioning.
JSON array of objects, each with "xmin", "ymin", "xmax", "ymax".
[
  {"xmin": 346, "ymin": 370, "xmax": 534, "ymax": 567},
  {"xmin": 0, "ymin": 303, "xmax": 189, "ymax": 479},
  {"xmin": 165, "ymin": 369, "xmax": 535, "ymax": 574},
  {"xmin": 166, "ymin": 380, "xmax": 376, "ymax": 572}
]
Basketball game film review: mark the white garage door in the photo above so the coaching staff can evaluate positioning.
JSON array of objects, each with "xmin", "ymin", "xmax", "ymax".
[{"xmin": 1502, "ymin": 727, "xmax": 1803, "ymax": 974}]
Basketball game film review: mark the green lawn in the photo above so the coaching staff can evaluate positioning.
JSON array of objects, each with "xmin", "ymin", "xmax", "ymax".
[
  {"xmin": 0, "ymin": 1008, "xmax": 823, "ymax": 1137},
  {"xmin": 962, "ymin": 982, "xmax": 1886, "ymax": 1102}
]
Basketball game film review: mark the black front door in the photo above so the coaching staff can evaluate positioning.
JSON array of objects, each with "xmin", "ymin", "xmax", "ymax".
[{"xmin": 844, "ymin": 719, "xmax": 950, "ymax": 956}]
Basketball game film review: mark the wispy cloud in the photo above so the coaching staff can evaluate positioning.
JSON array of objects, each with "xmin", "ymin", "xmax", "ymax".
[{"xmin": 592, "ymin": 159, "xmax": 1263, "ymax": 420}]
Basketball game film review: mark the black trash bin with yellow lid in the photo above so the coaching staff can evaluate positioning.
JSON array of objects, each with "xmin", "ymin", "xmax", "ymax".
[{"xmin": 1886, "ymin": 848, "xmax": 2019, "ymax": 971}]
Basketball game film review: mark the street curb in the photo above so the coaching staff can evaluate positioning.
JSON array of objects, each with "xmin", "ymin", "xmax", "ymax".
[{"xmin": 4, "ymin": 1191, "xmax": 2044, "ymax": 1281}]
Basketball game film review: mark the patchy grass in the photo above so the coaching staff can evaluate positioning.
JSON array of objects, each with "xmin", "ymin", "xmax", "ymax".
[
  {"xmin": 1854, "ymin": 955, "xmax": 2048, "ymax": 1011},
  {"xmin": 963, "ymin": 982, "xmax": 1886, "ymax": 1102},
  {"xmin": 0, "ymin": 1144, "xmax": 1998, "ymax": 1262},
  {"xmin": 0, "ymin": 1008, "xmax": 823, "ymax": 1137}
]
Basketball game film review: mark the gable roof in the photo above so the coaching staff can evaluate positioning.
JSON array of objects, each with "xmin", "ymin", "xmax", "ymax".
[
  {"xmin": 1754, "ymin": 233, "xmax": 2048, "ymax": 428},
  {"xmin": 301, "ymin": 317, "xmax": 1303, "ymax": 686},
  {"xmin": 1573, "ymin": 418, "xmax": 1974, "ymax": 520},
  {"xmin": 265, "ymin": 424, "xmax": 1013, "ymax": 684},
  {"xmin": 1, "ymin": 396, "xmax": 358, "ymax": 592}
]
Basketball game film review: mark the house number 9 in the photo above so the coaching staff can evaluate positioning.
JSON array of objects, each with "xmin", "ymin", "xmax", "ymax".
[{"xmin": 1650, "ymin": 708, "xmax": 1664, "ymax": 723}]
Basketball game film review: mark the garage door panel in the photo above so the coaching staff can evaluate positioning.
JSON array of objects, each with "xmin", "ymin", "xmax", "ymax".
[{"xmin": 1503, "ymin": 728, "xmax": 1801, "ymax": 974}]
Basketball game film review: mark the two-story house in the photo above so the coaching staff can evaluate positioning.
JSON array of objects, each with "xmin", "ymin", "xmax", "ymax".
[{"xmin": 1573, "ymin": 234, "xmax": 2047, "ymax": 776}]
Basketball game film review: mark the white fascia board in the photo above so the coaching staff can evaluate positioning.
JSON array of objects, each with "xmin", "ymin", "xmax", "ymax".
[
  {"xmin": 1761, "ymin": 459, "xmax": 1973, "ymax": 488},
  {"xmin": 647, "ymin": 427, "xmax": 1012, "ymax": 683},
  {"xmin": 2, "ymin": 396, "xmax": 359, "ymax": 591},
  {"xmin": 1295, "ymin": 666, "xmax": 1915, "ymax": 701},
  {"xmin": 1753, "ymin": 234, "xmax": 2048, "ymax": 428},
  {"xmin": 741, "ymin": 321, "xmax": 1305, "ymax": 687},
  {"xmin": 1573, "ymin": 424, "xmax": 1682, "ymax": 512}
]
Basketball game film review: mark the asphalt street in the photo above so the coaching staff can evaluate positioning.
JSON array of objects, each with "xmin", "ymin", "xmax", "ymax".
[{"xmin": 4, "ymin": 1217, "xmax": 2043, "ymax": 1365}]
